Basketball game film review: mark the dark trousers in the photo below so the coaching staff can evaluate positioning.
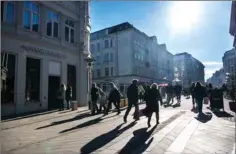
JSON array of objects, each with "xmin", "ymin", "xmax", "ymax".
[
  {"xmin": 106, "ymin": 99, "xmax": 120, "ymax": 114},
  {"xmin": 99, "ymin": 104, "xmax": 107, "ymax": 113},
  {"xmin": 59, "ymin": 99, "xmax": 64, "ymax": 110},
  {"xmin": 124, "ymin": 101, "xmax": 138, "ymax": 121},
  {"xmin": 148, "ymin": 110, "xmax": 159, "ymax": 125},
  {"xmin": 92, "ymin": 100, "xmax": 99, "ymax": 114},
  {"xmin": 66, "ymin": 100, "xmax": 70, "ymax": 109},
  {"xmin": 191, "ymin": 95, "xmax": 195, "ymax": 106},
  {"xmin": 196, "ymin": 99, "xmax": 203, "ymax": 113}
]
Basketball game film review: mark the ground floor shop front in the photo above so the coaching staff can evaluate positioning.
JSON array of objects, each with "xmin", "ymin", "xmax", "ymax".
[{"xmin": 1, "ymin": 37, "xmax": 88, "ymax": 117}]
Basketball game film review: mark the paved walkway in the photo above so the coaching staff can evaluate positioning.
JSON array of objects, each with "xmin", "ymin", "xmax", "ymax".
[{"xmin": 1, "ymin": 98, "xmax": 235, "ymax": 154}]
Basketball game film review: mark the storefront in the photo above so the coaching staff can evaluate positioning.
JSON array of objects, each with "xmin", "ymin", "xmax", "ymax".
[{"xmin": 1, "ymin": 37, "xmax": 88, "ymax": 117}]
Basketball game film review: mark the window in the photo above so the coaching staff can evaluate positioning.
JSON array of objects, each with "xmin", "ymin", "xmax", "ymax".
[
  {"xmin": 25, "ymin": 57, "xmax": 41, "ymax": 101},
  {"xmin": 91, "ymin": 44, "xmax": 95, "ymax": 53},
  {"xmin": 97, "ymin": 43, "xmax": 100, "ymax": 51},
  {"xmin": 46, "ymin": 11, "xmax": 59, "ymax": 38},
  {"xmin": 110, "ymin": 53, "xmax": 113, "ymax": 62},
  {"xmin": 111, "ymin": 67, "xmax": 113, "ymax": 76},
  {"xmin": 97, "ymin": 69, "xmax": 101, "ymax": 78},
  {"xmin": 24, "ymin": 2, "xmax": 39, "ymax": 32},
  {"xmin": 105, "ymin": 68, "xmax": 109, "ymax": 76},
  {"xmin": 65, "ymin": 19, "xmax": 75, "ymax": 43},
  {"xmin": 104, "ymin": 53, "xmax": 109, "ymax": 62},
  {"xmin": 1, "ymin": 2, "xmax": 15, "ymax": 23},
  {"xmin": 110, "ymin": 39, "xmax": 113, "ymax": 47},
  {"xmin": 105, "ymin": 40, "xmax": 109, "ymax": 48}
]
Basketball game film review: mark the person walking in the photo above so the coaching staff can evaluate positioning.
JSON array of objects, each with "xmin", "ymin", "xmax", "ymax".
[
  {"xmin": 105, "ymin": 83, "xmax": 121, "ymax": 115},
  {"xmin": 166, "ymin": 84, "xmax": 174, "ymax": 106},
  {"xmin": 58, "ymin": 84, "xmax": 66, "ymax": 111},
  {"xmin": 207, "ymin": 83, "xmax": 213, "ymax": 109},
  {"xmin": 174, "ymin": 83, "xmax": 182, "ymax": 105},
  {"xmin": 66, "ymin": 84, "xmax": 72, "ymax": 110},
  {"xmin": 194, "ymin": 82, "xmax": 206, "ymax": 114},
  {"xmin": 98, "ymin": 87, "xmax": 107, "ymax": 113},
  {"xmin": 124, "ymin": 79, "xmax": 139, "ymax": 123},
  {"xmin": 146, "ymin": 83, "xmax": 163, "ymax": 127},
  {"xmin": 190, "ymin": 82, "xmax": 196, "ymax": 109},
  {"xmin": 91, "ymin": 83, "xmax": 99, "ymax": 115}
]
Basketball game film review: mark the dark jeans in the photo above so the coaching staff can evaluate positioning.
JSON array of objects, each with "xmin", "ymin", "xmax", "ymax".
[
  {"xmin": 59, "ymin": 99, "xmax": 64, "ymax": 110},
  {"xmin": 92, "ymin": 100, "xmax": 99, "ymax": 114},
  {"xmin": 66, "ymin": 99, "xmax": 70, "ymax": 109},
  {"xmin": 191, "ymin": 95, "xmax": 195, "ymax": 105},
  {"xmin": 148, "ymin": 110, "xmax": 159, "ymax": 125},
  {"xmin": 106, "ymin": 99, "xmax": 120, "ymax": 114},
  {"xmin": 196, "ymin": 99, "xmax": 203, "ymax": 113},
  {"xmin": 99, "ymin": 104, "xmax": 107, "ymax": 113},
  {"xmin": 124, "ymin": 101, "xmax": 139, "ymax": 121}
]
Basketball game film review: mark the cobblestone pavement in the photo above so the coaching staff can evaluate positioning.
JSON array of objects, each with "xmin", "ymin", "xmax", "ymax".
[{"xmin": 1, "ymin": 98, "xmax": 235, "ymax": 154}]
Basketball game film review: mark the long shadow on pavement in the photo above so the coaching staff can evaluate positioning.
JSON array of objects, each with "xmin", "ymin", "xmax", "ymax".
[
  {"xmin": 118, "ymin": 125, "xmax": 157, "ymax": 154},
  {"xmin": 194, "ymin": 112, "xmax": 212, "ymax": 123},
  {"xmin": 80, "ymin": 121, "xmax": 137, "ymax": 154},
  {"xmin": 36, "ymin": 112, "xmax": 93, "ymax": 130},
  {"xmin": 212, "ymin": 111, "xmax": 234, "ymax": 118},
  {"xmin": 59, "ymin": 114, "xmax": 118, "ymax": 134}
]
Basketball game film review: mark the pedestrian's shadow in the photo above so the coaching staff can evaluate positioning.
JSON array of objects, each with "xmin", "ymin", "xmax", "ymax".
[
  {"xmin": 194, "ymin": 112, "xmax": 212, "ymax": 123},
  {"xmin": 59, "ymin": 114, "xmax": 117, "ymax": 134},
  {"xmin": 212, "ymin": 111, "xmax": 234, "ymax": 118},
  {"xmin": 80, "ymin": 121, "xmax": 137, "ymax": 154},
  {"xmin": 118, "ymin": 125, "xmax": 157, "ymax": 154},
  {"xmin": 36, "ymin": 112, "xmax": 93, "ymax": 130}
]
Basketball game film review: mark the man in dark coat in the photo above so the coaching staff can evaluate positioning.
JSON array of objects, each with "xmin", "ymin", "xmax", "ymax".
[
  {"xmin": 124, "ymin": 79, "xmax": 139, "ymax": 123},
  {"xmin": 105, "ymin": 83, "xmax": 121, "ymax": 115},
  {"xmin": 174, "ymin": 83, "xmax": 182, "ymax": 104},
  {"xmin": 190, "ymin": 83, "xmax": 196, "ymax": 109},
  {"xmin": 90, "ymin": 83, "xmax": 99, "ymax": 115}
]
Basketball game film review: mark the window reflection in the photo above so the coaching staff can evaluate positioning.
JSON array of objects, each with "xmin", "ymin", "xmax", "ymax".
[
  {"xmin": 65, "ymin": 19, "xmax": 75, "ymax": 43},
  {"xmin": 47, "ymin": 11, "xmax": 59, "ymax": 37},
  {"xmin": 1, "ymin": 2, "xmax": 15, "ymax": 23},
  {"xmin": 24, "ymin": 2, "xmax": 39, "ymax": 32}
]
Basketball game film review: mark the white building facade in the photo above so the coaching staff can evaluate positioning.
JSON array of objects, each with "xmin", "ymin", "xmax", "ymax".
[
  {"xmin": 1, "ymin": 1, "xmax": 91, "ymax": 117},
  {"xmin": 207, "ymin": 69, "xmax": 226, "ymax": 88},
  {"xmin": 174, "ymin": 52, "xmax": 205, "ymax": 88},
  {"xmin": 90, "ymin": 22, "xmax": 174, "ymax": 95}
]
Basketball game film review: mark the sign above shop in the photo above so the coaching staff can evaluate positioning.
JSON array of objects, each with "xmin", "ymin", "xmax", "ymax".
[{"xmin": 20, "ymin": 44, "xmax": 66, "ymax": 58}]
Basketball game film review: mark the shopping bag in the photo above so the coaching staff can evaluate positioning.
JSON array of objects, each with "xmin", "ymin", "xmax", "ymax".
[{"xmin": 204, "ymin": 97, "xmax": 209, "ymax": 105}]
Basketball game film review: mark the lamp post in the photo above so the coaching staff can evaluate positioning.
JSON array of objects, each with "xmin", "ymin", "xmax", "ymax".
[{"xmin": 84, "ymin": 54, "xmax": 95, "ymax": 110}]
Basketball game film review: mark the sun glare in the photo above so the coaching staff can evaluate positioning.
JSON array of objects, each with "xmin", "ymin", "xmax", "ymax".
[{"xmin": 169, "ymin": 1, "xmax": 202, "ymax": 35}]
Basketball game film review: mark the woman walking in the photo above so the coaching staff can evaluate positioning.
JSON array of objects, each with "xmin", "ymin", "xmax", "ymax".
[
  {"xmin": 194, "ymin": 82, "xmax": 206, "ymax": 114},
  {"xmin": 146, "ymin": 83, "xmax": 163, "ymax": 127},
  {"xmin": 98, "ymin": 87, "xmax": 107, "ymax": 113}
]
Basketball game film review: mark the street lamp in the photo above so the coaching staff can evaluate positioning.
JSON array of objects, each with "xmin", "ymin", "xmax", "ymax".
[{"xmin": 84, "ymin": 54, "xmax": 95, "ymax": 109}]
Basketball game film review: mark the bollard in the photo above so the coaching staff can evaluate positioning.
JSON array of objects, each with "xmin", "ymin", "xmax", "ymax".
[{"xmin": 71, "ymin": 101, "xmax": 78, "ymax": 111}]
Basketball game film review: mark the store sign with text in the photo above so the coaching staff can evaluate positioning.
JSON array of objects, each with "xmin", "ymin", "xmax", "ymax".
[{"xmin": 20, "ymin": 44, "xmax": 66, "ymax": 59}]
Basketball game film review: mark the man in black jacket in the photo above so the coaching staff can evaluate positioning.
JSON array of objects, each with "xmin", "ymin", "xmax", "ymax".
[{"xmin": 124, "ymin": 79, "xmax": 139, "ymax": 123}]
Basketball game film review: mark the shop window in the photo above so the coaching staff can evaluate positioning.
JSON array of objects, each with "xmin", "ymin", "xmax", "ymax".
[
  {"xmin": 1, "ymin": 1, "xmax": 15, "ymax": 23},
  {"xmin": 1, "ymin": 53, "xmax": 16, "ymax": 104},
  {"xmin": 67, "ymin": 65, "xmax": 76, "ymax": 100},
  {"xmin": 24, "ymin": 1, "xmax": 39, "ymax": 32},
  {"xmin": 46, "ymin": 10, "xmax": 59, "ymax": 38},
  {"xmin": 25, "ymin": 57, "xmax": 41, "ymax": 102},
  {"xmin": 65, "ymin": 18, "xmax": 75, "ymax": 43}
]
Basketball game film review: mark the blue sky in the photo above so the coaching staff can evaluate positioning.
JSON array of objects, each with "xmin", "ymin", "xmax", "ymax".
[{"xmin": 90, "ymin": 1, "xmax": 234, "ymax": 80}]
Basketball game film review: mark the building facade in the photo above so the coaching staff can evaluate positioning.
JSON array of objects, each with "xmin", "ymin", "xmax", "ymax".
[
  {"xmin": 207, "ymin": 68, "xmax": 226, "ymax": 88},
  {"xmin": 174, "ymin": 52, "xmax": 205, "ymax": 88},
  {"xmin": 90, "ymin": 22, "xmax": 173, "ymax": 95},
  {"xmin": 222, "ymin": 48, "xmax": 236, "ymax": 87},
  {"xmin": 1, "ymin": 1, "xmax": 91, "ymax": 117}
]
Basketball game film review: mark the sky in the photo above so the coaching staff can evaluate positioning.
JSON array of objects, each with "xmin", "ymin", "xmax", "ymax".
[{"xmin": 90, "ymin": 1, "xmax": 234, "ymax": 81}]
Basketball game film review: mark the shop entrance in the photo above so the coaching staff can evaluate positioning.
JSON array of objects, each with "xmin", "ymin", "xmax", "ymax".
[{"xmin": 48, "ymin": 76, "xmax": 60, "ymax": 110}]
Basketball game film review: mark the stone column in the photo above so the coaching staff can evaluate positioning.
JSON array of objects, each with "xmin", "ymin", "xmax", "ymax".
[
  {"xmin": 40, "ymin": 58, "xmax": 48, "ymax": 109},
  {"xmin": 15, "ymin": 52, "xmax": 26, "ymax": 114}
]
